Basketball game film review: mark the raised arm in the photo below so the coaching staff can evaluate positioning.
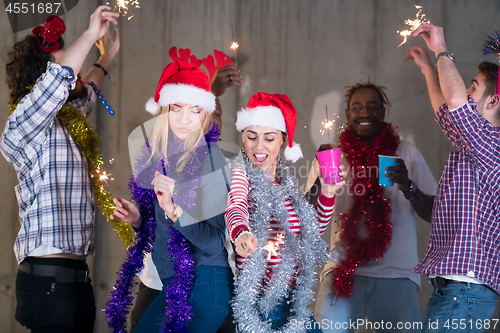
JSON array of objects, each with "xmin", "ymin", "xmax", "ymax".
[
  {"xmin": 59, "ymin": 6, "xmax": 118, "ymax": 75},
  {"xmin": 404, "ymin": 46, "xmax": 445, "ymax": 113},
  {"xmin": 225, "ymin": 166, "xmax": 257, "ymax": 257},
  {"xmin": 82, "ymin": 27, "xmax": 120, "ymax": 90},
  {"xmin": 412, "ymin": 24, "xmax": 468, "ymax": 110}
]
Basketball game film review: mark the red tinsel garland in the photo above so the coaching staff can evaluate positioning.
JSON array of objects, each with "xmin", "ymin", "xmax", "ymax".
[{"xmin": 331, "ymin": 122, "xmax": 400, "ymax": 299}]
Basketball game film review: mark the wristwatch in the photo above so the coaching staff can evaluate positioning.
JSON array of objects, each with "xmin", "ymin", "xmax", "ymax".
[
  {"xmin": 403, "ymin": 180, "xmax": 418, "ymax": 200},
  {"xmin": 165, "ymin": 204, "xmax": 183, "ymax": 220},
  {"xmin": 436, "ymin": 51, "xmax": 455, "ymax": 63}
]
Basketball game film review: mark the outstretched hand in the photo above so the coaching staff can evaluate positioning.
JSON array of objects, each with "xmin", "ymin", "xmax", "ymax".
[
  {"xmin": 88, "ymin": 6, "xmax": 119, "ymax": 41},
  {"xmin": 319, "ymin": 165, "xmax": 347, "ymax": 198},
  {"xmin": 384, "ymin": 158, "xmax": 410, "ymax": 192},
  {"xmin": 412, "ymin": 23, "xmax": 447, "ymax": 56},
  {"xmin": 235, "ymin": 233, "xmax": 258, "ymax": 258},
  {"xmin": 211, "ymin": 64, "xmax": 242, "ymax": 97},
  {"xmin": 403, "ymin": 46, "xmax": 434, "ymax": 71},
  {"xmin": 96, "ymin": 27, "xmax": 120, "ymax": 60},
  {"xmin": 110, "ymin": 198, "xmax": 142, "ymax": 228}
]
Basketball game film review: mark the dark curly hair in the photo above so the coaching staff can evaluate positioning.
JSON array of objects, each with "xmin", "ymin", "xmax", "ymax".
[
  {"xmin": 344, "ymin": 73, "xmax": 391, "ymax": 113},
  {"xmin": 5, "ymin": 35, "xmax": 64, "ymax": 104}
]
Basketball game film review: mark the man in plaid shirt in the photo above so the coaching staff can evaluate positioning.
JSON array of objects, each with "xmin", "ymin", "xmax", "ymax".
[
  {"xmin": 1, "ymin": 6, "xmax": 119, "ymax": 333},
  {"xmin": 405, "ymin": 24, "xmax": 500, "ymax": 332}
]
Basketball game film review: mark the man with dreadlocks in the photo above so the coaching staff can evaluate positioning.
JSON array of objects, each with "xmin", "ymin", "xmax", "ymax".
[
  {"xmin": 306, "ymin": 79, "xmax": 437, "ymax": 332},
  {"xmin": 1, "ymin": 7, "xmax": 119, "ymax": 332},
  {"xmin": 404, "ymin": 24, "xmax": 500, "ymax": 332}
]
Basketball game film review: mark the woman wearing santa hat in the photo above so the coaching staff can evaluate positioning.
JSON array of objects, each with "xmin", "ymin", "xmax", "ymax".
[
  {"xmin": 225, "ymin": 92, "xmax": 345, "ymax": 332},
  {"xmin": 107, "ymin": 60, "xmax": 232, "ymax": 333}
]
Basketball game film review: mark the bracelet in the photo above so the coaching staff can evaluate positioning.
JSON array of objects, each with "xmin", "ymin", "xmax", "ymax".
[
  {"xmin": 229, "ymin": 223, "xmax": 249, "ymax": 240},
  {"xmin": 93, "ymin": 63, "xmax": 110, "ymax": 79},
  {"xmin": 233, "ymin": 230, "xmax": 253, "ymax": 245}
]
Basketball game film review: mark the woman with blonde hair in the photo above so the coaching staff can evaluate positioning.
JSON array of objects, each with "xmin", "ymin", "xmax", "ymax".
[{"xmin": 106, "ymin": 60, "xmax": 232, "ymax": 333}]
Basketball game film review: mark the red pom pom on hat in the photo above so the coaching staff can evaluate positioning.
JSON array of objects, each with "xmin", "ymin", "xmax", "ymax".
[
  {"xmin": 32, "ymin": 15, "xmax": 66, "ymax": 53},
  {"xmin": 145, "ymin": 60, "xmax": 216, "ymax": 115},
  {"xmin": 236, "ymin": 92, "xmax": 303, "ymax": 162}
]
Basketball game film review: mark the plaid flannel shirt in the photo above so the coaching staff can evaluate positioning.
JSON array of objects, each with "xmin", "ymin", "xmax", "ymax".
[
  {"xmin": 1, "ymin": 62, "xmax": 96, "ymax": 264},
  {"xmin": 413, "ymin": 96, "xmax": 500, "ymax": 293}
]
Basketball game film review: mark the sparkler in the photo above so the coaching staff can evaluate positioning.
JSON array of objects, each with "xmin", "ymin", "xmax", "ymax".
[
  {"xmin": 262, "ymin": 233, "xmax": 284, "ymax": 260},
  {"xmin": 319, "ymin": 108, "xmax": 337, "ymax": 136},
  {"xmin": 397, "ymin": 5, "xmax": 430, "ymax": 48},
  {"xmin": 99, "ymin": 170, "xmax": 117, "ymax": 198},
  {"xmin": 107, "ymin": 0, "xmax": 140, "ymax": 20},
  {"xmin": 230, "ymin": 24, "xmax": 239, "ymax": 67}
]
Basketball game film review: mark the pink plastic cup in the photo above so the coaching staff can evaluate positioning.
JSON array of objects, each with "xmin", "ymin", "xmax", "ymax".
[{"xmin": 316, "ymin": 148, "xmax": 341, "ymax": 184}]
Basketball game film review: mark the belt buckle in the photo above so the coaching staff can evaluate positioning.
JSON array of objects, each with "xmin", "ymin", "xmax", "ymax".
[{"xmin": 84, "ymin": 270, "xmax": 89, "ymax": 284}]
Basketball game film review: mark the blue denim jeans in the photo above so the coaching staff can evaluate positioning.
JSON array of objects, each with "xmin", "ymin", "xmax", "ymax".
[
  {"xmin": 257, "ymin": 296, "xmax": 323, "ymax": 332},
  {"xmin": 422, "ymin": 282, "xmax": 498, "ymax": 333},
  {"xmin": 135, "ymin": 265, "xmax": 233, "ymax": 333}
]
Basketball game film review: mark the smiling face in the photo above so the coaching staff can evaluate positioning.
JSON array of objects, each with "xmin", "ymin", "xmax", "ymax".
[
  {"xmin": 242, "ymin": 125, "xmax": 286, "ymax": 176},
  {"xmin": 345, "ymin": 87, "xmax": 386, "ymax": 139},
  {"xmin": 168, "ymin": 102, "xmax": 206, "ymax": 140}
]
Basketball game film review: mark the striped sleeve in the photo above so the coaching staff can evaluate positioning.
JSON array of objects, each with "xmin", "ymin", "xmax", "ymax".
[
  {"xmin": 225, "ymin": 166, "xmax": 250, "ymax": 242},
  {"xmin": 315, "ymin": 193, "xmax": 335, "ymax": 235}
]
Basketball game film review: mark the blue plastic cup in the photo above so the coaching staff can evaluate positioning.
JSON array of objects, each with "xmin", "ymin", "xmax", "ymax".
[{"xmin": 378, "ymin": 155, "xmax": 399, "ymax": 187}]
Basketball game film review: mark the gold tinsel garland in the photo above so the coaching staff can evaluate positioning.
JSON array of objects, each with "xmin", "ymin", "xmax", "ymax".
[{"xmin": 9, "ymin": 101, "xmax": 135, "ymax": 248}]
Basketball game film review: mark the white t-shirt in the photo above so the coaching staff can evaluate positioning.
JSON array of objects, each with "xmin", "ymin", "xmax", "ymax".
[{"xmin": 318, "ymin": 140, "xmax": 438, "ymax": 288}]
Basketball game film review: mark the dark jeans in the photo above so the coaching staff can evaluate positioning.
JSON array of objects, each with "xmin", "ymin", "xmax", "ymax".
[
  {"xmin": 130, "ymin": 282, "xmax": 161, "ymax": 333},
  {"xmin": 259, "ymin": 296, "xmax": 323, "ymax": 332},
  {"xmin": 135, "ymin": 265, "xmax": 233, "ymax": 333},
  {"xmin": 15, "ymin": 257, "xmax": 96, "ymax": 333},
  {"xmin": 131, "ymin": 281, "xmax": 236, "ymax": 333}
]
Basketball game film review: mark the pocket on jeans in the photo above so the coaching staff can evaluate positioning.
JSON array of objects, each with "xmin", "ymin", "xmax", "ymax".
[
  {"xmin": 214, "ymin": 269, "xmax": 232, "ymax": 315},
  {"xmin": 15, "ymin": 290, "xmax": 33, "ymax": 328},
  {"xmin": 467, "ymin": 297, "xmax": 498, "ymax": 317}
]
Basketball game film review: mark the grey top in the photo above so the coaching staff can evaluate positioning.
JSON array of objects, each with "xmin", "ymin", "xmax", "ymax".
[{"xmin": 152, "ymin": 144, "xmax": 231, "ymax": 280}]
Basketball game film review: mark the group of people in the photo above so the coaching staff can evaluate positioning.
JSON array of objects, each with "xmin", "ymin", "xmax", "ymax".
[{"xmin": 2, "ymin": 6, "xmax": 499, "ymax": 333}]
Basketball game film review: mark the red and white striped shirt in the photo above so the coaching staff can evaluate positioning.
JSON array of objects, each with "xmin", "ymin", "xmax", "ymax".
[{"xmin": 225, "ymin": 167, "xmax": 335, "ymax": 277}]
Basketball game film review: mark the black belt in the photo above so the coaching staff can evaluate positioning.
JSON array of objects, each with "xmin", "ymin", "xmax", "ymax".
[
  {"xmin": 18, "ymin": 261, "xmax": 90, "ymax": 284},
  {"xmin": 429, "ymin": 276, "xmax": 464, "ymax": 288}
]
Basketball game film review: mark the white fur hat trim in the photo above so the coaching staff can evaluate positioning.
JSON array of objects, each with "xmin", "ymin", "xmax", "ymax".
[
  {"xmin": 145, "ymin": 83, "xmax": 216, "ymax": 115},
  {"xmin": 235, "ymin": 106, "xmax": 286, "ymax": 132},
  {"xmin": 284, "ymin": 142, "xmax": 303, "ymax": 162}
]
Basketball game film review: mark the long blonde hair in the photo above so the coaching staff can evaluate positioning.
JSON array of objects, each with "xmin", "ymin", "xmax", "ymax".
[{"xmin": 149, "ymin": 105, "xmax": 213, "ymax": 172}]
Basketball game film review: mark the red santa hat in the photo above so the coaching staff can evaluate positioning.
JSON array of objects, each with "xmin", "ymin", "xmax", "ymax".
[
  {"xmin": 145, "ymin": 60, "xmax": 216, "ymax": 115},
  {"xmin": 236, "ymin": 92, "xmax": 303, "ymax": 162},
  {"xmin": 32, "ymin": 15, "xmax": 66, "ymax": 53}
]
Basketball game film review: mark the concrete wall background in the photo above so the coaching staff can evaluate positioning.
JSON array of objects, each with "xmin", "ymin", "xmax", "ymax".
[{"xmin": 0, "ymin": 1, "xmax": 499, "ymax": 332}]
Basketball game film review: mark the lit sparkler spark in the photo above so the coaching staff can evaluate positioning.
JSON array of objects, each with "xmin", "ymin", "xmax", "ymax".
[
  {"xmin": 320, "ymin": 105, "xmax": 336, "ymax": 136},
  {"xmin": 262, "ymin": 234, "xmax": 284, "ymax": 260},
  {"xmin": 99, "ymin": 171, "xmax": 117, "ymax": 198},
  {"xmin": 231, "ymin": 24, "xmax": 239, "ymax": 67},
  {"xmin": 397, "ymin": 5, "xmax": 430, "ymax": 48},
  {"xmin": 115, "ymin": 0, "xmax": 141, "ymax": 19}
]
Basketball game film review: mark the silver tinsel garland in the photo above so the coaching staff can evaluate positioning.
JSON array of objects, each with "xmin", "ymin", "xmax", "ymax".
[{"xmin": 231, "ymin": 152, "xmax": 329, "ymax": 333}]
